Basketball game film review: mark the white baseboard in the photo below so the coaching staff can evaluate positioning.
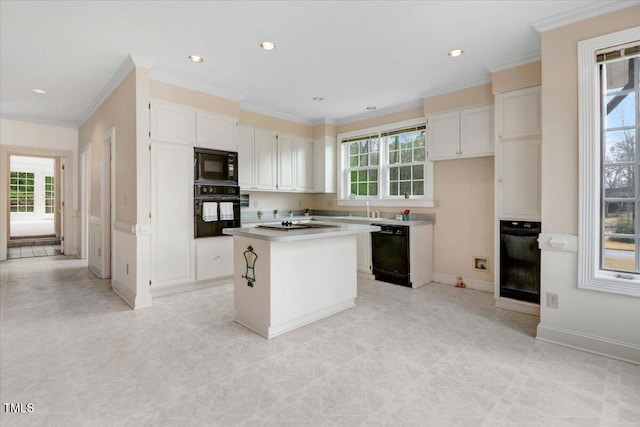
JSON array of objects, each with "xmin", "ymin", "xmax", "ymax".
[
  {"xmin": 357, "ymin": 271, "xmax": 375, "ymax": 281},
  {"xmin": 89, "ymin": 262, "xmax": 102, "ymax": 279},
  {"xmin": 266, "ymin": 299, "xmax": 355, "ymax": 338},
  {"xmin": 537, "ymin": 323, "xmax": 640, "ymax": 365},
  {"xmin": 150, "ymin": 276, "xmax": 233, "ymax": 298},
  {"xmin": 112, "ymin": 279, "xmax": 136, "ymax": 309},
  {"xmin": 495, "ymin": 296, "xmax": 540, "ymax": 316},
  {"xmin": 431, "ymin": 272, "xmax": 494, "ymax": 293}
]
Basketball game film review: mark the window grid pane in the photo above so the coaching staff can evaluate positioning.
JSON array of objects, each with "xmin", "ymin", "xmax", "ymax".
[
  {"xmin": 387, "ymin": 130, "xmax": 426, "ymax": 197},
  {"xmin": 346, "ymin": 137, "xmax": 379, "ymax": 197},
  {"xmin": 9, "ymin": 171, "xmax": 35, "ymax": 213},
  {"xmin": 45, "ymin": 176, "xmax": 55, "ymax": 214},
  {"xmin": 601, "ymin": 56, "xmax": 640, "ymax": 274}
]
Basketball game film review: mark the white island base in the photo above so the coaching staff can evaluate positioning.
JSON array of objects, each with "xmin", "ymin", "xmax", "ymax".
[{"xmin": 231, "ymin": 234, "xmax": 357, "ymax": 338}]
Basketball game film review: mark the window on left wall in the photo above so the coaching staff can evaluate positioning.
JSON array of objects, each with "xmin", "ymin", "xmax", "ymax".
[{"xmin": 9, "ymin": 171, "xmax": 35, "ymax": 213}]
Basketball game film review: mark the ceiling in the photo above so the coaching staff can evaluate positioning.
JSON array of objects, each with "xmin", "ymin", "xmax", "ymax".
[{"xmin": 0, "ymin": 1, "xmax": 634, "ymax": 128}]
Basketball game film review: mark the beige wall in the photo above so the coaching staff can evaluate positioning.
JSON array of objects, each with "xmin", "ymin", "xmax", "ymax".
[
  {"xmin": 239, "ymin": 110, "xmax": 313, "ymax": 138},
  {"xmin": 79, "ymin": 69, "xmax": 138, "ymax": 223},
  {"xmin": 336, "ymin": 107, "xmax": 424, "ymax": 134},
  {"xmin": 492, "ymin": 61, "xmax": 541, "ymax": 94},
  {"xmin": 149, "ymin": 80, "xmax": 240, "ymax": 117},
  {"xmin": 539, "ymin": 6, "xmax": 640, "ymax": 350},
  {"xmin": 424, "ymin": 83, "xmax": 493, "ymax": 114}
]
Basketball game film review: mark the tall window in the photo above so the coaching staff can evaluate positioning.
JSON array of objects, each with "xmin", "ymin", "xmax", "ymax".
[
  {"xmin": 578, "ymin": 28, "xmax": 640, "ymax": 297},
  {"xmin": 339, "ymin": 118, "xmax": 432, "ymax": 206},
  {"xmin": 346, "ymin": 134, "xmax": 379, "ymax": 197},
  {"xmin": 10, "ymin": 171, "xmax": 35, "ymax": 213},
  {"xmin": 45, "ymin": 176, "xmax": 55, "ymax": 214},
  {"xmin": 386, "ymin": 127, "xmax": 426, "ymax": 197}
]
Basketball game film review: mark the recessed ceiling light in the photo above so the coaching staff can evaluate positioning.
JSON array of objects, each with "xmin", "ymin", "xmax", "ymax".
[
  {"xmin": 188, "ymin": 55, "xmax": 204, "ymax": 63},
  {"xmin": 366, "ymin": 106, "xmax": 377, "ymax": 110},
  {"xmin": 32, "ymin": 88, "xmax": 47, "ymax": 95},
  {"xmin": 260, "ymin": 41, "xmax": 276, "ymax": 51},
  {"xmin": 448, "ymin": 49, "xmax": 464, "ymax": 57},
  {"xmin": 313, "ymin": 97, "xmax": 324, "ymax": 101}
]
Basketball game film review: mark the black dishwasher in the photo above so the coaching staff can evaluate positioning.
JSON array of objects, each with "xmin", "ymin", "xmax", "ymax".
[{"xmin": 371, "ymin": 224, "xmax": 411, "ymax": 287}]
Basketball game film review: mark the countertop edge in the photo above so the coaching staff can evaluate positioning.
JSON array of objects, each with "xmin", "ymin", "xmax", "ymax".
[{"xmin": 223, "ymin": 223, "xmax": 380, "ymax": 242}]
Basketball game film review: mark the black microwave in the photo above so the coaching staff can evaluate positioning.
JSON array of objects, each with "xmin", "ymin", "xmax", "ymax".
[{"xmin": 194, "ymin": 148, "xmax": 238, "ymax": 184}]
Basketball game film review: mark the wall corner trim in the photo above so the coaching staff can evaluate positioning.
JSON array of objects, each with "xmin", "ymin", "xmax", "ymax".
[
  {"xmin": 76, "ymin": 55, "xmax": 136, "ymax": 128},
  {"xmin": 536, "ymin": 323, "xmax": 640, "ymax": 365}
]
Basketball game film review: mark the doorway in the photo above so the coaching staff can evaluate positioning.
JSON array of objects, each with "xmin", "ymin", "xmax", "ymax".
[{"xmin": 7, "ymin": 155, "xmax": 62, "ymax": 258}]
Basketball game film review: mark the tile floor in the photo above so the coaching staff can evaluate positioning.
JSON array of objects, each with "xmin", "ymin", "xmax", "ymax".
[
  {"xmin": 7, "ymin": 245, "xmax": 61, "ymax": 259},
  {"xmin": 1, "ymin": 255, "xmax": 639, "ymax": 426}
]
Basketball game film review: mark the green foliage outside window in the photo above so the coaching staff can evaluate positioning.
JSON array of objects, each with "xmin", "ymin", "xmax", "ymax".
[{"xmin": 10, "ymin": 171, "xmax": 35, "ymax": 212}]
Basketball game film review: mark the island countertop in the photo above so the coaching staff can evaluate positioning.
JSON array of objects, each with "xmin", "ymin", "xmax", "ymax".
[{"xmin": 223, "ymin": 222, "xmax": 380, "ymax": 242}]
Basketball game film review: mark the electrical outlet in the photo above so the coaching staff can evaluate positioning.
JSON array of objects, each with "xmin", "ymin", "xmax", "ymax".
[{"xmin": 547, "ymin": 292, "xmax": 559, "ymax": 309}]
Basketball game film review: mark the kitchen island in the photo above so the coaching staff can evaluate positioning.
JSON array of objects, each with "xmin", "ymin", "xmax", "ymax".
[{"xmin": 223, "ymin": 222, "xmax": 380, "ymax": 338}]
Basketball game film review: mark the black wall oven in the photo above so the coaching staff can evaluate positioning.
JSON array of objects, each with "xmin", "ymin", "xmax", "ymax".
[
  {"xmin": 500, "ymin": 220, "xmax": 541, "ymax": 303},
  {"xmin": 194, "ymin": 147, "xmax": 238, "ymax": 185},
  {"xmin": 194, "ymin": 184, "xmax": 241, "ymax": 238}
]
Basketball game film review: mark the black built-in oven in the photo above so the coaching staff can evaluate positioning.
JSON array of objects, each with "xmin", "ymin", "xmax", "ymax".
[
  {"xmin": 194, "ymin": 147, "xmax": 238, "ymax": 185},
  {"xmin": 194, "ymin": 184, "xmax": 241, "ymax": 238},
  {"xmin": 499, "ymin": 220, "xmax": 541, "ymax": 303}
]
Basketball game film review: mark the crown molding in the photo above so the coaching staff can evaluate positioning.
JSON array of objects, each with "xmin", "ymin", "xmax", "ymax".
[
  {"xmin": 531, "ymin": 0, "xmax": 640, "ymax": 33},
  {"xmin": 333, "ymin": 99, "xmax": 424, "ymax": 126},
  {"xmin": 148, "ymin": 70, "xmax": 246, "ymax": 102},
  {"xmin": 419, "ymin": 75, "xmax": 493, "ymax": 99},
  {"xmin": 486, "ymin": 51, "xmax": 541, "ymax": 73},
  {"xmin": 75, "ymin": 55, "xmax": 136, "ymax": 128}
]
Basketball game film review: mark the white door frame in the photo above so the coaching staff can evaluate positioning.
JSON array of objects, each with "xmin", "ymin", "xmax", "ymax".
[
  {"xmin": 80, "ymin": 145, "xmax": 91, "ymax": 260},
  {"xmin": 100, "ymin": 128, "xmax": 115, "ymax": 279},
  {"xmin": 0, "ymin": 145, "xmax": 74, "ymax": 261}
]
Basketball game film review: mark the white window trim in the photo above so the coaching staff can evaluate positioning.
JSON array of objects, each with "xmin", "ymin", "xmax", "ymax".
[
  {"xmin": 337, "ymin": 117, "xmax": 434, "ymax": 208},
  {"xmin": 578, "ymin": 26, "xmax": 640, "ymax": 297}
]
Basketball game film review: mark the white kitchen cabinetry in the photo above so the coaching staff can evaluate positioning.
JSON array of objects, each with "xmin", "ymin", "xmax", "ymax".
[
  {"xmin": 238, "ymin": 125, "xmax": 255, "ymax": 189},
  {"xmin": 313, "ymin": 136, "xmax": 336, "ymax": 193},
  {"xmin": 196, "ymin": 111, "xmax": 238, "ymax": 151},
  {"xmin": 427, "ymin": 104, "xmax": 494, "ymax": 160},
  {"xmin": 356, "ymin": 232, "xmax": 372, "ymax": 275},
  {"xmin": 277, "ymin": 133, "xmax": 295, "ymax": 191},
  {"xmin": 150, "ymin": 141, "xmax": 194, "ymax": 289},
  {"xmin": 496, "ymin": 86, "xmax": 541, "ymax": 220},
  {"xmin": 295, "ymin": 137, "xmax": 314, "ymax": 192},
  {"xmin": 195, "ymin": 236, "xmax": 233, "ymax": 281},
  {"xmin": 150, "ymin": 101, "xmax": 195, "ymax": 145},
  {"xmin": 254, "ymin": 129, "xmax": 278, "ymax": 190},
  {"xmin": 497, "ymin": 86, "xmax": 541, "ymax": 140}
]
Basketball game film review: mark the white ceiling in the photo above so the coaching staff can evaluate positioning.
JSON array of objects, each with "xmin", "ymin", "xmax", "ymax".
[{"xmin": 0, "ymin": 0, "xmax": 634, "ymax": 128}]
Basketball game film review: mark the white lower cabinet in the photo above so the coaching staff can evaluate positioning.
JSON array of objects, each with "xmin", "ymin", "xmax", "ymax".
[
  {"xmin": 356, "ymin": 232, "xmax": 372, "ymax": 274},
  {"xmin": 150, "ymin": 141, "xmax": 194, "ymax": 288},
  {"xmin": 195, "ymin": 237, "xmax": 233, "ymax": 281}
]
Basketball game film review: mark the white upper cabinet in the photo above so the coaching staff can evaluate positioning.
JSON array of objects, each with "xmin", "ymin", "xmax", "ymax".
[
  {"xmin": 195, "ymin": 112, "xmax": 238, "ymax": 151},
  {"xmin": 294, "ymin": 137, "xmax": 314, "ymax": 192},
  {"xmin": 313, "ymin": 136, "xmax": 336, "ymax": 193},
  {"xmin": 254, "ymin": 129, "xmax": 278, "ymax": 190},
  {"xmin": 460, "ymin": 105, "xmax": 494, "ymax": 157},
  {"xmin": 149, "ymin": 101, "xmax": 195, "ymax": 145},
  {"xmin": 427, "ymin": 111, "xmax": 459, "ymax": 159},
  {"xmin": 238, "ymin": 125, "xmax": 255, "ymax": 189},
  {"xmin": 495, "ymin": 85, "xmax": 542, "ymax": 220},
  {"xmin": 427, "ymin": 104, "xmax": 494, "ymax": 161},
  {"xmin": 277, "ymin": 133, "xmax": 296, "ymax": 191},
  {"xmin": 497, "ymin": 86, "xmax": 541, "ymax": 140}
]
